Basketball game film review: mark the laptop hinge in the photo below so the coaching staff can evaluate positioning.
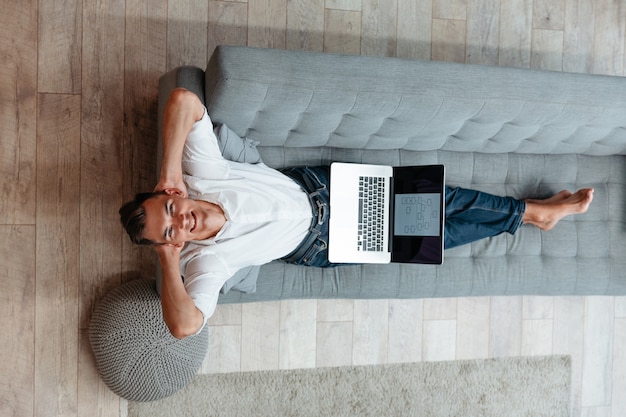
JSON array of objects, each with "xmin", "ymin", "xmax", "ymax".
[{"xmin": 387, "ymin": 175, "xmax": 395, "ymax": 254}]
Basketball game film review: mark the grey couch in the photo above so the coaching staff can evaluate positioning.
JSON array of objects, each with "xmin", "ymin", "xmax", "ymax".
[{"xmin": 159, "ymin": 45, "xmax": 626, "ymax": 304}]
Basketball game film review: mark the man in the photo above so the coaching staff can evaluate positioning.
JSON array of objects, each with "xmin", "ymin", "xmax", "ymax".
[{"xmin": 120, "ymin": 88, "xmax": 594, "ymax": 339}]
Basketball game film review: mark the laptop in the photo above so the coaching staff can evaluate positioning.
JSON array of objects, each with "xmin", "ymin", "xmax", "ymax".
[{"xmin": 328, "ymin": 162, "xmax": 445, "ymax": 264}]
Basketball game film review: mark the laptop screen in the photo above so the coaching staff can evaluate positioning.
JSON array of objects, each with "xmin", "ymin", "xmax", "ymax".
[
  {"xmin": 390, "ymin": 165, "xmax": 445, "ymax": 264},
  {"xmin": 393, "ymin": 193, "xmax": 441, "ymax": 236}
]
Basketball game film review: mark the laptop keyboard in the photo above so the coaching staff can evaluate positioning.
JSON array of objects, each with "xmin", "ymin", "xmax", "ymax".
[{"xmin": 357, "ymin": 176, "xmax": 386, "ymax": 252}]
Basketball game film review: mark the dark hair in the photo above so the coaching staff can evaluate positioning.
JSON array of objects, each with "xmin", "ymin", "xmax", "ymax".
[{"xmin": 119, "ymin": 191, "xmax": 167, "ymax": 245}]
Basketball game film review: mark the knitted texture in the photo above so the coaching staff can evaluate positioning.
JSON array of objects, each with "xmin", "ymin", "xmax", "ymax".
[{"xmin": 89, "ymin": 279, "xmax": 209, "ymax": 402}]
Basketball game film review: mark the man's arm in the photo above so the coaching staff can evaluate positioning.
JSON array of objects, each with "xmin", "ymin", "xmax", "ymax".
[
  {"xmin": 155, "ymin": 243, "xmax": 205, "ymax": 339},
  {"xmin": 156, "ymin": 88, "xmax": 206, "ymax": 197},
  {"xmin": 154, "ymin": 89, "xmax": 207, "ymax": 338}
]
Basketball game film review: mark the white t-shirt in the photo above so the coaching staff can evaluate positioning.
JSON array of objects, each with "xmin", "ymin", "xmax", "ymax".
[{"xmin": 179, "ymin": 109, "xmax": 312, "ymax": 329}]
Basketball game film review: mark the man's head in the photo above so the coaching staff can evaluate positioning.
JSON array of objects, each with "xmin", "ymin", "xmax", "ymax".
[
  {"xmin": 120, "ymin": 190, "xmax": 211, "ymax": 246},
  {"xmin": 119, "ymin": 191, "xmax": 168, "ymax": 245}
]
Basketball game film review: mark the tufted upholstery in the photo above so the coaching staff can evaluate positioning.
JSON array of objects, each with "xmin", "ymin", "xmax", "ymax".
[
  {"xmin": 205, "ymin": 46, "xmax": 626, "ymax": 156},
  {"xmin": 198, "ymin": 46, "xmax": 626, "ymax": 303},
  {"xmin": 213, "ymin": 151, "xmax": 626, "ymax": 303}
]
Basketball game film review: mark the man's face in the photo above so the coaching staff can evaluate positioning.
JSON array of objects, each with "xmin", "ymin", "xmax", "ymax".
[{"xmin": 141, "ymin": 193, "xmax": 211, "ymax": 245}]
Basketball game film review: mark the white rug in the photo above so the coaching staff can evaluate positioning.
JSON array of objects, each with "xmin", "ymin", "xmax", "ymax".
[{"xmin": 128, "ymin": 355, "xmax": 571, "ymax": 417}]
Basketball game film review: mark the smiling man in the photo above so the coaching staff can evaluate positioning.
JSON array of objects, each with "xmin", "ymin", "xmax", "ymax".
[
  {"xmin": 141, "ymin": 192, "xmax": 225, "ymax": 244},
  {"xmin": 120, "ymin": 88, "xmax": 593, "ymax": 339},
  {"xmin": 120, "ymin": 88, "xmax": 318, "ymax": 338}
]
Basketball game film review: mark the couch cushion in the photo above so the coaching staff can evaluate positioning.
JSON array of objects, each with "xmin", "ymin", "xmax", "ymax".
[
  {"xmin": 214, "ymin": 123, "xmax": 262, "ymax": 164},
  {"xmin": 205, "ymin": 46, "xmax": 626, "ymax": 156},
  {"xmin": 219, "ymin": 150, "xmax": 626, "ymax": 303},
  {"xmin": 220, "ymin": 264, "xmax": 260, "ymax": 294}
]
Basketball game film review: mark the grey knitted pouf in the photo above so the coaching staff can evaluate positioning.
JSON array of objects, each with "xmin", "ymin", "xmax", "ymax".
[{"xmin": 89, "ymin": 279, "xmax": 209, "ymax": 402}]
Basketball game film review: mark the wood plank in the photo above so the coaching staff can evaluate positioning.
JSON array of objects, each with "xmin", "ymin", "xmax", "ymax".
[
  {"xmin": 279, "ymin": 300, "xmax": 317, "ymax": 369},
  {"xmin": 616, "ymin": 297, "xmax": 626, "ymax": 318},
  {"xmin": 208, "ymin": 1, "xmax": 249, "ymax": 56},
  {"xmin": 78, "ymin": 329, "xmax": 119, "ymax": 417},
  {"xmin": 581, "ymin": 297, "xmax": 615, "ymax": 407},
  {"xmin": 387, "ymin": 299, "xmax": 423, "ymax": 363},
  {"xmin": 361, "ymin": 0, "xmax": 397, "ymax": 57},
  {"xmin": 612, "ymin": 318, "xmax": 626, "ymax": 416},
  {"xmin": 521, "ymin": 319, "xmax": 553, "ymax": 356},
  {"xmin": 35, "ymin": 93, "xmax": 81, "ymax": 417},
  {"xmin": 316, "ymin": 300, "xmax": 355, "ymax": 368},
  {"xmin": 38, "ymin": 0, "xmax": 82, "ymax": 93},
  {"xmin": 553, "ymin": 297, "xmax": 585, "ymax": 416},
  {"xmin": 352, "ymin": 300, "xmax": 389, "ymax": 365},
  {"xmin": 317, "ymin": 299, "xmax": 354, "ymax": 322},
  {"xmin": 489, "ymin": 296, "xmax": 522, "ymax": 357},
  {"xmin": 396, "ymin": 0, "xmax": 432, "ymax": 60},
  {"xmin": 286, "ymin": 0, "xmax": 324, "ymax": 51},
  {"xmin": 0, "ymin": 226, "xmax": 35, "ymax": 417},
  {"xmin": 433, "ymin": 0, "xmax": 467, "ymax": 20},
  {"xmin": 592, "ymin": 0, "xmax": 626, "ymax": 75},
  {"xmin": 167, "ymin": 0, "xmax": 209, "ymax": 69},
  {"xmin": 248, "ymin": 0, "xmax": 287, "ymax": 49},
  {"xmin": 466, "ymin": 0, "xmax": 500, "ymax": 65},
  {"xmin": 80, "ymin": 0, "xmax": 125, "ymax": 330},
  {"xmin": 316, "ymin": 321, "xmax": 353, "ymax": 367},
  {"xmin": 523, "ymin": 296, "xmax": 554, "ymax": 319},
  {"xmin": 432, "ymin": 18, "xmax": 467, "ymax": 63},
  {"xmin": 0, "ymin": 1, "xmax": 37, "ymax": 225},
  {"xmin": 79, "ymin": 2, "xmax": 126, "ymax": 413},
  {"xmin": 326, "ymin": 0, "xmax": 361, "ymax": 10},
  {"xmin": 208, "ymin": 303, "xmax": 243, "ymax": 326},
  {"xmin": 533, "ymin": 0, "xmax": 564, "ymax": 30},
  {"xmin": 123, "ymin": 0, "xmax": 167, "ymax": 192},
  {"xmin": 122, "ymin": 0, "xmax": 168, "ymax": 277},
  {"xmin": 423, "ymin": 320, "xmax": 456, "ymax": 361},
  {"xmin": 241, "ymin": 302, "xmax": 281, "ymax": 371},
  {"xmin": 203, "ymin": 325, "xmax": 242, "ymax": 373},
  {"xmin": 324, "ymin": 9, "xmax": 362, "ymax": 54},
  {"xmin": 423, "ymin": 297, "xmax": 457, "ymax": 320},
  {"xmin": 563, "ymin": 0, "xmax": 595, "ymax": 73},
  {"xmin": 531, "ymin": 28, "xmax": 564, "ymax": 71},
  {"xmin": 499, "ymin": 0, "xmax": 532, "ymax": 68},
  {"xmin": 456, "ymin": 297, "xmax": 490, "ymax": 360}
]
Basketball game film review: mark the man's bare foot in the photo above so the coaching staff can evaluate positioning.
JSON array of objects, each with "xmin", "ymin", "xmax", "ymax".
[
  {"xmin": 523, "ymin": 188, "xmax": 594, "ymax": 231},
  {"xmin": 526, "ymin": 190, "xmax": 572, "ymax": 205}
]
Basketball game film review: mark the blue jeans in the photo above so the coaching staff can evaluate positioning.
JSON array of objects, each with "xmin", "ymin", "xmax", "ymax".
[
  {"xmin": 279, "ymin": 166, "xmax": 336, "ymax": 267},
  {"xmin": 444, "ymin": 186, "xmax": 526, "ymax": 249},
  {"xmin": 280, "ymin": 167, "xmax": 526, "ymax": 266}
]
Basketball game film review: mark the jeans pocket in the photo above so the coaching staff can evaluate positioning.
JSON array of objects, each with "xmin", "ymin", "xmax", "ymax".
[{"xmin": 300, "ymin": 238, "xmax": 329, "ymax": 267}]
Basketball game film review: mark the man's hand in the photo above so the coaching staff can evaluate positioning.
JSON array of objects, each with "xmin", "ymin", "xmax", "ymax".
[
  {"xmin": 153, "ymin": 241, "xmax": 203, "ymax": 339},
  {"xmin": 152, "ymin": 241, "xmax": 184, "ymax": 258}
]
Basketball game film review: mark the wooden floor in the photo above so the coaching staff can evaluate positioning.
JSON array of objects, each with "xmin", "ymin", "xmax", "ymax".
[{"xmin": 2, "ymin": 0, "xmax": 625, "ymax": 416}]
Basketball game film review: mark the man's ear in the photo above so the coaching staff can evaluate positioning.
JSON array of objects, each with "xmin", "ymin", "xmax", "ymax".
[{"xmin": 163, "ymin": 188, "xmax": 186, "ymax": 197}]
